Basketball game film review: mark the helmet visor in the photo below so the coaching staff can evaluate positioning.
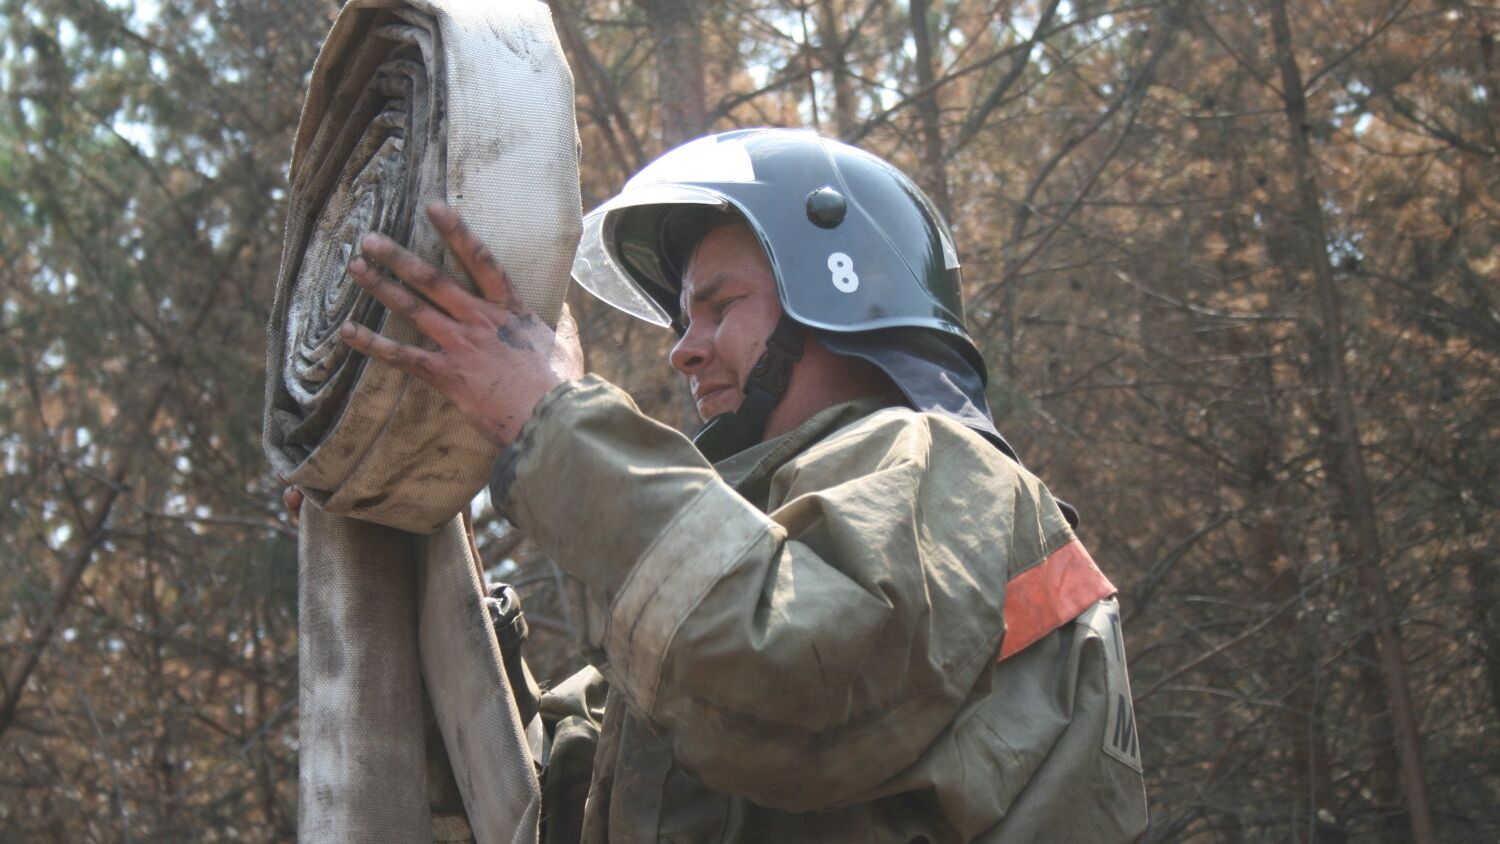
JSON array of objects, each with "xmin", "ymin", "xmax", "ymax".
[{"xmin": 572, "ymin": 185, "xmax": 729, "ymax": 326}]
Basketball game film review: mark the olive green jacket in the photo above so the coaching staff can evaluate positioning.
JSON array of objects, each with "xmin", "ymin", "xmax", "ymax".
[{"xmin": 497, "ymin": 376, "xmax": 1147, "ymax": 843}]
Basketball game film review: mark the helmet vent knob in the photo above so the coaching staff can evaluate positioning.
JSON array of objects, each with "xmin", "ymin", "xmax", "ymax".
[{"xmin": 805, "ymin": 187, "xmax": 847, "ymax": 229}]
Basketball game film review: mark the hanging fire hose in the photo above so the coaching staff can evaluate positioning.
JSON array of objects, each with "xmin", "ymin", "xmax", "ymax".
[{"xmin": 262, "ymin": 1, "xmax": 579, "ymax": 840}]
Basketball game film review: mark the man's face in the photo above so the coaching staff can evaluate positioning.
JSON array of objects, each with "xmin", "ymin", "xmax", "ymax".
[{"xmin": 671, "ymin": 223, "xmax": 784, "ymax": 421}]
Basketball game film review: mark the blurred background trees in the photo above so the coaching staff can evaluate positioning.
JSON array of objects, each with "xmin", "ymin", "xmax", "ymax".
[{"xmin": 2, "ymin": 0, "xmax": 1496, "ymax": 840}]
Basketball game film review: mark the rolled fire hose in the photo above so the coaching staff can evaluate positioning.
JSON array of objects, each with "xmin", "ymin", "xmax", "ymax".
[{"xmin": 262, "ymin": 1, "xmax": 579, "ymax": 840}]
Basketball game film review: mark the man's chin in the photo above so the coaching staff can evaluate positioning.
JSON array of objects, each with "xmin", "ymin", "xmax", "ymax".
[{"xmin": 695, "ymin": 391, "xmax": 740, "ymax": 420}]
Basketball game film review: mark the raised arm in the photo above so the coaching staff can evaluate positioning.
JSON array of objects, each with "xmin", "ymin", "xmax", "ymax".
[{"xmin": 496, "ymin": 378, "xmax": 1052, "ymax": 811}]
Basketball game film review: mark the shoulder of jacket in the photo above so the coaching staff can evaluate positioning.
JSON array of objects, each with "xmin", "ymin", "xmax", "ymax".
[{"xmin": 791, "ymin": 405, "xmax": 1028, "ymax": 483}]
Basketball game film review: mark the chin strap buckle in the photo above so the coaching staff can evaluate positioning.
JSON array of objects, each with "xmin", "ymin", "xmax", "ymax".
[
  {"xmin": 694, "ymin": 314, "xmax": 806, "ymax": 462},
  {"xmin": 748, "ymin": 315, "xmax": 806, "ymax": 396}
]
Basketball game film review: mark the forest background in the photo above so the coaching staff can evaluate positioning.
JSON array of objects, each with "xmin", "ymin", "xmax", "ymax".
[{"xmin": 2, "ymin": 0, "xmax": 1497, "ymax": 840}]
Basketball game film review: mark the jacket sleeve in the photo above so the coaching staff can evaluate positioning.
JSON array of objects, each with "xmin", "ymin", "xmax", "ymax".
[
  {"xmin": 499, "ymin": 377, "xmax": 1056, "ymax": 811},
  {"xmin": 535, "ymin": 666, "xmax": 608, "ymax": 844}
]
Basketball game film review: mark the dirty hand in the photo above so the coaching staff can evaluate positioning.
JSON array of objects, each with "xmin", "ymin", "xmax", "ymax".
[
  {"xmin": 283, "ymin": 485, "xmax": 304, "ymax": 522},
  {"xmin": 339, "ymin": 201, "xmax": 584, "ymax": 447}
]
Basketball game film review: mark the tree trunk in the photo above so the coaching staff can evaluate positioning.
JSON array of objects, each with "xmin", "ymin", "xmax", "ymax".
[
  {"xmin": 637, "ymin": 0, "xmax": 709, "ymax": 429},
  {"xmin": 815, "ymin": 0, "xmax": 858, "ymax": 139},
  {"xmin": 1265, "ymin": 3, "xmax": 1436, "ymax": 841},
  {"xmin": 639, "ymin": 0, "xmax": 708, "ymax": 148},
  {"xmin": 1230, "ymin": 333, "xmax": 1341, "ymax": 842},
  {"xmin": 1464, "ymin": 549, "xmax": 1500, "ymax": 728},
  {"xmin": 1252, "ymin": 462, "xmax": 1339, "ymax": 839},
  {"xmin": 548, "ymin": 0, "xmax": 647, "ymax": 172},
  {"xmin": 1353, "ymin": 643, "xmax": 1409, "ymax": 844},
  {"xmin": 908, "ymin": 0, "xmax": 951, "ymax": 219}
]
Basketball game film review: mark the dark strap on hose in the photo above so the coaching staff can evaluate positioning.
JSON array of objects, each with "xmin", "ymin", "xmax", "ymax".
[{"xmin": 693, "ymin": 314, "xmax": 805, "ymax": 462}]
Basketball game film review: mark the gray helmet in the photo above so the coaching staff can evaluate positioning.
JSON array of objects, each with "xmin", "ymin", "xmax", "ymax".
[{"xmin": 573, "ymin": 128, "xmax": 1018, "ymax": 466}]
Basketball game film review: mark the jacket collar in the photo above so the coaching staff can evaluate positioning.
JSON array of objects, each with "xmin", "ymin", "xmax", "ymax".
[{"xmin": 713, "ymin": 393, "xmax": 901, "ymax": 503}]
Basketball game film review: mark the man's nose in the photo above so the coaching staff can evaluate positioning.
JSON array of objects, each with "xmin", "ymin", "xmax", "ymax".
[{"xmin": 669, "ymin": 323, "xmax": 711, "ymax": 374}]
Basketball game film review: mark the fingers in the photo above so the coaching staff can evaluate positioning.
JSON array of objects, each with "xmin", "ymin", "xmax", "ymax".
[
  {"xmin": 550, "ymin": 303, "xmax": 585, "ymax": 379},
  {"xmin": 426, "ymin": 202, "xmax": 524, "ymax": 309},
  {"xmin": 347, "ymin": 251, "xmax": 458, "ymax": 345},
  {"xmin": 555, "ymin": 302, "xmax": 580, "ymax": 342},
  {"xmin": 338, "ymin": 320, "xmax": 448, "ymax": 384},
  {"xmin": 283, "ymin": 486, "xmax": 303, "ymax": 523},
  {"xmin": 356, "ymin": 232, "xmax": 477, "ymax": 319}
]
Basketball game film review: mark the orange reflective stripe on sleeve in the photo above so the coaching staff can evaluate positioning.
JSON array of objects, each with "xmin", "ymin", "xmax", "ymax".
[{"xmin": 998, "ymin": 539, "xmax": 1117, "ymax": 662}]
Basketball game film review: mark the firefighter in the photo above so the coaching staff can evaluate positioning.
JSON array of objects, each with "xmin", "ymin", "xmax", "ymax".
[{"xmin": 324, "ymin": 128, "xmax": 1148, "ymax": 842}]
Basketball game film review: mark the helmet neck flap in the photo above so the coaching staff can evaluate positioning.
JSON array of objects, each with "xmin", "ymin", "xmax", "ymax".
[{"xmin": 818, "ymin": 328, "xmax": 1014, "ymax": 460}]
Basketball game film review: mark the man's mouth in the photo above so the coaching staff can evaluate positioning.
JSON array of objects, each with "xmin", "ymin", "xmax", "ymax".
[{"xmin": 694, "ymin": 383, "xmax": 736, "ymax": 409}]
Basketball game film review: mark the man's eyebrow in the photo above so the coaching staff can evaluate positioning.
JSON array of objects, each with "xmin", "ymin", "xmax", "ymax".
[{"xmin": 681, "ymin": 271, "xmax": 734, "ymax": 316}]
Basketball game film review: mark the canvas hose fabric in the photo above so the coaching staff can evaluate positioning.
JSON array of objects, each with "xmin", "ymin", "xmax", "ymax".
[{"xmin": 261, "ymin": 1, "xmax": 579, "ymax": 841}]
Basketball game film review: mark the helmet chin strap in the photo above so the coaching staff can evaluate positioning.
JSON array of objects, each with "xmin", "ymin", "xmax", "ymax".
[{"xmin": 693, "ymin": 314, "xmax": 805, "ymax": 462}]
